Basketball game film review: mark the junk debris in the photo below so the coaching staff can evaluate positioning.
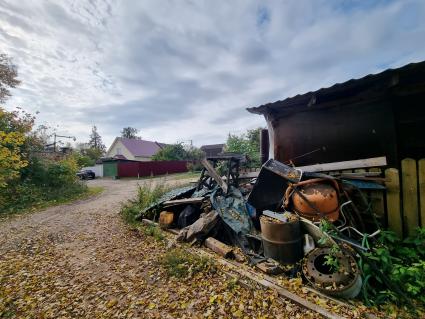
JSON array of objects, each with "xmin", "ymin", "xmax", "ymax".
[
  {"xmin": 260, "ymin": 213, "xmax": 303, "ymax": 264},
  {"xmin": 176, "ymin": 210, "xmax": 219, "ymax": 243},
  {"xmin": 302, "ymin": 247, "xmax": 362, "ymax": 299},
  {"xmin": 137, "ymin": 154, "xmax": 421, "ymax": 306}
]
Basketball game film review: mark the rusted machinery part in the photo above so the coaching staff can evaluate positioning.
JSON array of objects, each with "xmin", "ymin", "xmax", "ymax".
[
  {"xmin": 285, "ymin": 178, "xmax": 340, "ymax": 222},
  {"xmin": 302, "ymin": 247, "xmax": 361, "ymax": 299}
]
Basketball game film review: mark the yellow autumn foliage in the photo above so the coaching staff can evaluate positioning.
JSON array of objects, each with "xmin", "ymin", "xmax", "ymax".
[{"xmin": 0, "ymin": 129, "xmax": 27, "ymax": 187}]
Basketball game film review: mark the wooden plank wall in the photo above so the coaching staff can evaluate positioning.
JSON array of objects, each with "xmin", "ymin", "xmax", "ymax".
[{"xmin": 385, "ymin": 158, "xmax": 425, "ymax": 237}]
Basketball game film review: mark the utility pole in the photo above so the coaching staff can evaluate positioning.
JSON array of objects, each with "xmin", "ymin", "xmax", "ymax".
[{"xmin": 53, "ymin": 133, "xmax": 76, "ymax": 152}]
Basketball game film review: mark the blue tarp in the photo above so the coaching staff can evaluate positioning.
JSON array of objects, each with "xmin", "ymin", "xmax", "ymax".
[{"xmin": 210, "ymin": 186, "xmax": 254, "ymax": 236}]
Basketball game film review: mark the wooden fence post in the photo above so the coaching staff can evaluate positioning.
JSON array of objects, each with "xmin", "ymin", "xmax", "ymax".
[
  {"xmin": 369, "ymin": 168, "xmax": 385, "ymax": 225},
  {"xmin": 401, "ymin": 158, "xmax": 419, "ymax": 236},
  {"xmin": 419, "ymin": 159, "xmax": 425, "ymax": 227},
  {"xmin": 385, "ymin": 168, "xmax": 402, "ymax": 237}
]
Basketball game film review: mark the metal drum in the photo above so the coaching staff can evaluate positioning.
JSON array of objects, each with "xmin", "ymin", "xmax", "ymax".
[{"xmin": 260, "ymin": 215, "xmax": 303, "ymax": 264}]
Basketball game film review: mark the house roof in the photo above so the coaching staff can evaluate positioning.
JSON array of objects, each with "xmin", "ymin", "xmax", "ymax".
[
  {"xmin": 200, "ymin": 144, "xmax": 225, "ymax": 150},
  {"xmin": 112, "ymin": 138, "xmax": 164, "ymax": 157},
  {"xmin": 247, "ymin": 60, "xmax": 425, "ymax": 116}
]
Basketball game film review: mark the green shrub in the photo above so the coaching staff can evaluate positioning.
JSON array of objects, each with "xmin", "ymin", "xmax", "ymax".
[
  {"xmin": 0, "ymin": 156, "xmax": 87, "ymax": 215},
  {"xmin": 360, "ymin": 228, "xmax": 425, "ymax": 307},
  {"xmin": 120, "ymin": 182, "xmax": 169, "ymax": 225}
]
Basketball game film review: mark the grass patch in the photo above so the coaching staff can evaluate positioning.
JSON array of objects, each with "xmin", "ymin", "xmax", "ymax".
[
  {"xmin": 30, "ymin": 185, "xmax": 104, "ymax": 211},
  {"xmin": 0, "ymin": 184, "xmax": 104, "ymax": 219},
  {"xmin": 160, "ymin": 248, "xmax": 215, "ymax": 278},
  {"xmin": 120, "ymin": 182, "xmax": 170, "ymax": 226},
  {"xmin": 141, "ymin": 224, "xmax": 165, "ymax": 241},
  {"xmin": 168, "ymin": 171, "xmax": 200, "ymax": 180}
]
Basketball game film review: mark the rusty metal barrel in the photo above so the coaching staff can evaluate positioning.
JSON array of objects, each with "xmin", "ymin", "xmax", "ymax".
[{"xmin": 260, "ymin": 215, "xmax": 303, "ymax": 264}]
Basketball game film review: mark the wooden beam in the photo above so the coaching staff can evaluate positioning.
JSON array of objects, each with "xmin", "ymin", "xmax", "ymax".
[
  {"xmin": 401, "ymin": 159, "xmax": 419, "ymax": 236},
  {"xmin": 238, "ymin": 171, "xmax": 260, "ymax": 179},
  {"xmin": 204, "ymin": 237, "xmax": 233, "ymax": 258},
  {"xmin": 163, "ymin": 197, "xmax": 204, "ymax": 207},
  {"xmin": 238, "ymin": 157, "xmax": 387, "ymax": 178},
  {"xmin": 418, "ymin": 159, "xmax": 425, "ymax": 227},
  {"xmin": 385, "ymin": 168, "xmax": 402, "ymax": 237},
  {"xmin": 369, "ymin": 168, "xmax": 385, "ymax": 221},
  {"xmin": 201, "ymin": 158, "xmax": 228, "ymax": 193},
  {"xmin": 296, "ymin": 156, "xmax": 387, "ymax": 173}
]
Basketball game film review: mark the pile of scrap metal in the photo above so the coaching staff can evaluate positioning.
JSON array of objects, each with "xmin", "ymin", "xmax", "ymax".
[{"xmin": 138, "ymin": 156, "xmax": 384, "ymax": 300}]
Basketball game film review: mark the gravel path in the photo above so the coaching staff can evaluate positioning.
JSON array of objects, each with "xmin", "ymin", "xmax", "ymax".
[{"xmin": 0, "ymin": 177, "xmax": 316, "ymax": 318}]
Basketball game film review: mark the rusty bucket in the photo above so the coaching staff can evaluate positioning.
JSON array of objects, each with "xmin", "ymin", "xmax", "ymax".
[
  {"xmin": 260, "ymin": 214, "xmax": 303, "ymax": 264},
  {"xmin": 286, "ymin": 178, "xmax": 340, "ymax": 222}
]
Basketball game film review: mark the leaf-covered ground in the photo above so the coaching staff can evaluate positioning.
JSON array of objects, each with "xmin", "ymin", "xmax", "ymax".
[{"xmin": 0, "ymin": 178, "xmax": 318, "ymax": 318}]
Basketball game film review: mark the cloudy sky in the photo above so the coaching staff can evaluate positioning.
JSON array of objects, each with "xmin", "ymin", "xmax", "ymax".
[{"xmin": 1, "ymin": 0, "xmax": 425, "ymax": 148}]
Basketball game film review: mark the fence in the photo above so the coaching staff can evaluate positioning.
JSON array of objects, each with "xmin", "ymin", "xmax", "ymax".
[
  {"xmin": 117, "ymin": 160, "xmax": 189, "ymax": 178},
  {"xmin": 385, "ymin": 158, "xmax": 425, "ymax": 237}
]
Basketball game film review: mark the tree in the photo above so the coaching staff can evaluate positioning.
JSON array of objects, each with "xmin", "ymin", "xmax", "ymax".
[
  {"xmin": 0, "ymin": 110, "xmax": 29, "ymax": 187},
  {"xmin": 0, "ymin": 53, "xmax": 87, "ymax": 213},
  {"xmin": 121, "ymin": 127, "xmax": 140, "ymax": 139},
  {"xmin": 88, "ymin": 125, "xmax": 106, "ymax": 153},
  {"xmin": 74, "ymin": 152, "xmax": 95, "ymax": 168},
  {"xmin": 0, "ymin": 54, "xmax": 30, "ymax": 187},
  {"xmin": 0, "ymin": 53, "xmax": 21, "ymax": 103},
  {"xmin": 151, "ymin": 143, "xmax": 204, "ymax": 161},
  {"xmin": 225, "ymin": 127, "xmax": 262, "ymax": 167},
  {"xmin": 152, "ymin": 143, "xmax": 187, "ymax": 161}
]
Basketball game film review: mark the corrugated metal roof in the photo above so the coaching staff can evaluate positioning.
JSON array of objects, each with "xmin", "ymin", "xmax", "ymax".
[{"xmin": 247, "ymin": 60, "xmax": 425, "ymax": 115}]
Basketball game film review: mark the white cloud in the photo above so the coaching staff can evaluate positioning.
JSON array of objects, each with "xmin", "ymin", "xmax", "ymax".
[{"xmin": 1, "ymin": 0, "xmax": 425, "ymax": 147}]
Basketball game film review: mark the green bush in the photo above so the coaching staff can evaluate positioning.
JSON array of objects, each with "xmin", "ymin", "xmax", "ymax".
[
  {"xmin": 120, "ymin": 182, "xmax": 169, "ymax": 225},
  {"xmin": 75, "ymin": 153, "xmax": 95, "ymax": 168},
  {"xmin": 224, "ymin": 127, "xmax": 262, "ymax": 168},
  {"xmin": 360, "ymin": 228, "xmax": 425, "ymax": 307},
  {"xmin": 0, "ymin": 156, "xmax": 87, "ymax": 215}
]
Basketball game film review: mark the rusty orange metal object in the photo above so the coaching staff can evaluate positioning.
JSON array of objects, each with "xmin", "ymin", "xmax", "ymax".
[
  {"xmin": 285, "ymin": 178, "xmax": 339, "ymax": 222},
  {"xmin": 159, "ymin": 211, "xmax": 174, "ymax": 229}
]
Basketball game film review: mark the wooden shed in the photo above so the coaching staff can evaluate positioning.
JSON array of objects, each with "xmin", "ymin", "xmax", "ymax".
[
  {"xmin": 248, "ymin": 61, "xmax": 425, "ymax": 168},
  {"xmin": 247, "ymin": 61, "xmax": 425, "ymax": 236}
]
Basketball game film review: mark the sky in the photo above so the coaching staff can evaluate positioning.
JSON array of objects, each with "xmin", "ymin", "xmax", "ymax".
[{"xmin": 1, "ymin": 0, "xmax": 425, "ymax": 148}]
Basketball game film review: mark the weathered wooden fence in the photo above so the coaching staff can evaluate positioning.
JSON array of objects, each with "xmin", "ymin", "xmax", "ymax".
[{"xmin": 385, "ymin": 158, "xmax": 425, "ymax": 237}]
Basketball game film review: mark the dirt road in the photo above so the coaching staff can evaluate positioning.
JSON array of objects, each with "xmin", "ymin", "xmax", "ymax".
[{"xmin": 0, "ymin": 177, "xmax": 312, "ymax": 318}]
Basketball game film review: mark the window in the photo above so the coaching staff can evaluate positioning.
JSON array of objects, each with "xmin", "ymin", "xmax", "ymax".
[{"xmin": 116, "ymin": 147, "xmax": 121, "ymax": 155}]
